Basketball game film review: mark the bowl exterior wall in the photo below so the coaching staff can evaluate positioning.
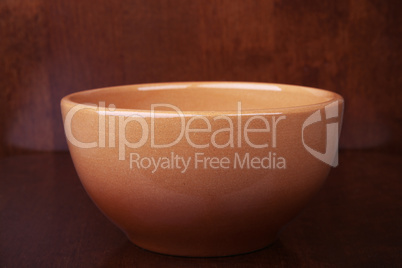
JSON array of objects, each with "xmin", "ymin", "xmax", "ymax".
[{"xmin": 61, "ymin": 87, "xmax": 343, "ymax": 256}]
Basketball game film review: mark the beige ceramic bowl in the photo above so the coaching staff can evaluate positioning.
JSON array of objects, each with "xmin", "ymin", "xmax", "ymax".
[{"xmin": 61, "ymin": 82, "xmax": 344, "ymax": 257}]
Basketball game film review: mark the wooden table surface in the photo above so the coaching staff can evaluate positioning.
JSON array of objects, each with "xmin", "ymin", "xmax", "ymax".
[{"xmin": 1, "ymin": 150, "xmax": 401, "ymax": 267}]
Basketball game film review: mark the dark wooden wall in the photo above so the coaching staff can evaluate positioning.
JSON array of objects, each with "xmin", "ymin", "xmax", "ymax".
[{"xmin": 1, "ymin": 0, "xmax": 401, "ymax": 157}]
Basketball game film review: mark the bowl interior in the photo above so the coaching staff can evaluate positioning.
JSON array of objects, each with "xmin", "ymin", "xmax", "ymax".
[{"xmin": 67, "ymin": 82, "xmax": 338, "ymax": 112}]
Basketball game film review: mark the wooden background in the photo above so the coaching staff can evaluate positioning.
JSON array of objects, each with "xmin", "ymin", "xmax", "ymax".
[{"xmin": 1, "ymin": 0, "xmax": 401, "ymax": 158}]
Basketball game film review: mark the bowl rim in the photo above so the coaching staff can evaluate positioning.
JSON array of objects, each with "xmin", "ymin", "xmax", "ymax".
[{"xmin": 61, "ymin": 81, "xmax": 344, "ymax": 115}]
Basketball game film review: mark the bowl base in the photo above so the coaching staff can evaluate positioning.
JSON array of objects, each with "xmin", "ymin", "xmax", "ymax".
[{"xmin": 126, "ymin": 233, "xmax": 278, "ymax": 257}]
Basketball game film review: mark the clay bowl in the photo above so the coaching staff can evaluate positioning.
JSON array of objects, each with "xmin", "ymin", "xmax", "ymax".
[{"xmin": 61, "ymin": 82, "xmax": 344, "ymax": 257}]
